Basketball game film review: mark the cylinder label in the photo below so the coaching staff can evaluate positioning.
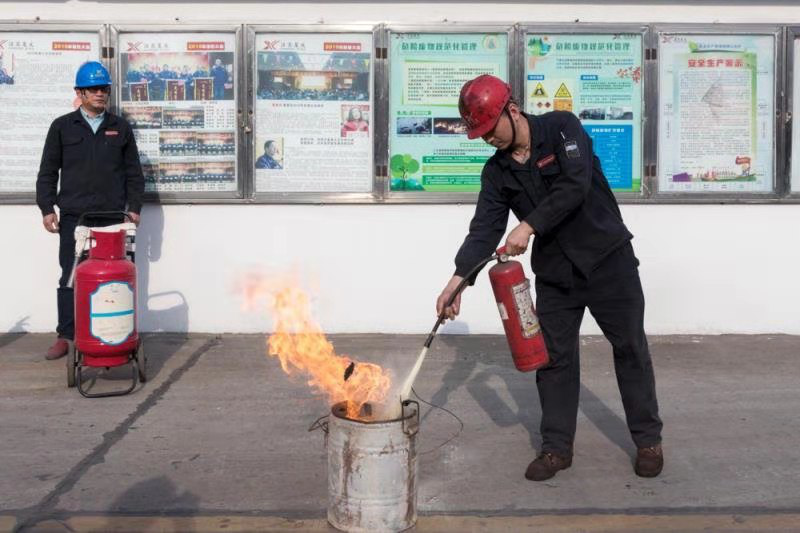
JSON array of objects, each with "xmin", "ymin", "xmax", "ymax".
[
  {"xmin": 90, "ymin": 281, "xmax": 134, "ymax": 345},
  {"xmin": 511, "ymin": 279, "xmax": 540, "ymax": 338}
]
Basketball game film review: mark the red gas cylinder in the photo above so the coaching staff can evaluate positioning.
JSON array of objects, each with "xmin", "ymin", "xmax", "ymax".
[
  {"xmin": 74, "ymin": 229, "xmax": 137, "ymax": 367},
  {"xmin": 488, "ymin": 249, "xmax": 549, "ymax": 372}
]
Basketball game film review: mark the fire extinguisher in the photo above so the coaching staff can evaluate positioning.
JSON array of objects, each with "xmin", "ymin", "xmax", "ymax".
[
  {"xmin": 414, "ymin": 247, "xmax": 549, "ymax": 378},
  {"xmin": 488, "ymin": 246, "xmax": 549, "ymax": 372}
]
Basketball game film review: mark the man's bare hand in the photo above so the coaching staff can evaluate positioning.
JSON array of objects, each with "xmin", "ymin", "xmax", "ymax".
[
  {"xmin": 504, "ymin": 221, "xmax": 535, "ymax": 256},
  {"xmin": 42, "ymin": 213, "xmax": 59, "ymax": 233},
  {"xmin": 436, "ymin": 275, "xmax": 465, "ymax": 321},
  {"xmin": 128, "ymin": 212, "xmax": 140, "ymax": 226}
]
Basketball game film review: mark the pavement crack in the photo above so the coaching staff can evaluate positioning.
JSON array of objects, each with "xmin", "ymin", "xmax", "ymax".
[{"xmin": 12, "ymin": 337, "xmax": 220, "ymax": 533}]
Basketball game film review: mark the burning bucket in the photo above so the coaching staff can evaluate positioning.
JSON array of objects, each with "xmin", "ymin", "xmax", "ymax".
[{"xmin": 326, "ymin": 400, "xmax": 419, "ymax": 533}]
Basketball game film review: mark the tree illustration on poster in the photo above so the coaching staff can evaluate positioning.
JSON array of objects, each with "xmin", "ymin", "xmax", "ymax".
[{"xmin": 390, "ymin": 153, "xmax": 423, "ymax": 190}]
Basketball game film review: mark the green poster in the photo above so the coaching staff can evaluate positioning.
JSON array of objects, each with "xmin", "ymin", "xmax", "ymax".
[
  {"xmin": 389, "ymin": 33, "xmax": 508, "ymax": 193},
  {"xmin": 525, "ymin": 33, "xmax": 643, "ymax": 193}
]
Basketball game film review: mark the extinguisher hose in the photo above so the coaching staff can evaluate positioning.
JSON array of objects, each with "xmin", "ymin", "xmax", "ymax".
[{"xmin": 424, "ymin": 251, "xmax": 501, "ymax": 348}]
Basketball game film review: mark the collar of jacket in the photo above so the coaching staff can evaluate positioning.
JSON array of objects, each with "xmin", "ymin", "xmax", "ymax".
[
  {"xmin": 70, "ymin": 108, "xmax": 118, "ymax": 130},
  {"xmin": 495, "ymin": 113, "xmax": 544, "ymax": 170}
]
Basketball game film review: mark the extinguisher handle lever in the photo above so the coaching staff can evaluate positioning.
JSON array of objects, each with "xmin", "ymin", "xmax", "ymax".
[{"xmin": 496, "ymin": 246, "xmax": 507, "ymax": 256}]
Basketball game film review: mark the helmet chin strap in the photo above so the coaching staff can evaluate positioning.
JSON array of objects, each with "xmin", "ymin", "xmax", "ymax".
[{"xmin": 503, "ymin": 106, "xmax": 518, "ymax": 153}]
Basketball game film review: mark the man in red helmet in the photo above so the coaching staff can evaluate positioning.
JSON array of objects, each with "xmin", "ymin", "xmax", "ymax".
[{"xmin": 436, "ymin": 74, "xmax": 663, "ymax": 481}]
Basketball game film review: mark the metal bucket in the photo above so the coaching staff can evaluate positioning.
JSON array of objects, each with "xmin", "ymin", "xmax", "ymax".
[{"xmin": 326, "ymin": 401, "xmax": 419, "ymax": 533}]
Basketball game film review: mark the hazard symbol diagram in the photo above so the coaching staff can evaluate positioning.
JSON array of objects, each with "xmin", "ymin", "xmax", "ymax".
[
  {"xmin": 531, "ymin": 82, "xmax": 547, "ymax": 98},
  {"xmin": 554, "ymin": 83, "xmax": 572, "ymax": 98}
]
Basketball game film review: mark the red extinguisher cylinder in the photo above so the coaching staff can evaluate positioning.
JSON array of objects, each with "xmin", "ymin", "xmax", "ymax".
[
  {"xmin": 74, "ymin": 229, "xmax": 138, "ymax": 366},
  {"xmin": 489, "ymin": 248, "xmax": 549, "ymax": 372}
]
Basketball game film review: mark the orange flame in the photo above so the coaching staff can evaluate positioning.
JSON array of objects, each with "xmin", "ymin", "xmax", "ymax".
[{"xmin": 239, "ymin": 273, "xmax": 391, "ymax": 419}]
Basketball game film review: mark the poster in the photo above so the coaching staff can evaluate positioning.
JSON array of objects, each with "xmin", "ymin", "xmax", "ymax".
[
  {"xmin": 388, "ymin": 32, "xmax": 508, "ymax": 193},
  {"xmin": 658, "ymin": 33, "xmax": 775, "ymax": 193},
  {"xmin": 792, "ymin": 37, "xmax": 800, "ymax": 194},
  {"xmin": 525, "ymin": 33, "xmax": 643, "ymax": 192},
  {"xmin": 119, "ymin": 32, "xmax": 237, "ymax": 193},
  {"xmin": 0, "ymin": 32, "xmax": 100, "ymax": 193},
  {"xmin": 254, "ymin": 33, "xmax": 373, "ymax": 193}
]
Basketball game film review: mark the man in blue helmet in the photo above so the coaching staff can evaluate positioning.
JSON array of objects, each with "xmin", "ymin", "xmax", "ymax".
[{"xmin": 36, "ymin": 61, "xmax": 145, "ymax": 360}]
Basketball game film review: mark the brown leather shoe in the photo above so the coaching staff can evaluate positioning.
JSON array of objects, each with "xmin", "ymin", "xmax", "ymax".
[
  {"xmin": 45, "ymin": 338, "xmax": 69, "ymax": 360},
  {"xmin": 635, "ymin": 444, "xmax": 664, "ymax": 477},
  {"xmin": 525, "ymin": 451, "xmax": 572, "ymax": 481}
]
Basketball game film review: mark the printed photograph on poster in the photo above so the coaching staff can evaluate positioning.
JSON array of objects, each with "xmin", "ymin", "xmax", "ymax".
[
  {"xmin": 254, "ymin": 33, "xmax": 373, "ymax": 193},
  {"xmin": 121, "ymin": 51, "xmax": 234, "ymax": 102},
  {"xmin": 122, "ymin": 106, "xmax": 163, "ymax": 128},
  {"xmin": 340, "ymin": 104, "xmax": 369, "ymax": 136},
  {"xmin": 256, "ymin": 47, "xmax": 369, "ymax": 101},
  {"xmin": 434, "ymin": 117, "xmax": 467, "ymax": 135},
  {"xmin": 396, "ymin": 117, "xmax": 432, "ymax": 135},
  {"xmin": 0, "ymin": 33, "xmax": 100, "ymax": 193},
  {"xmin": 0, "ymin": 51, "xmax": 14, "ymax": 85},
  {"xmin": 159, "ymin": 161, "xmax": 197, "ymax": 183},
  {"xmin": 159, "ymin": 131, "xmax": 197, "ymax": 156},
  {"xmin": 657, "ymin": 33, "xmax": 774, "ymax": 193},
  {"xmin": 197, "ymin": 160, "xmax": 235, "ymax": 182},
  {"xmin": 524, "ymin": 33, "xmax": 643, "ymax": 192},
  {"xmin": 197, "ymin": 132, "xmax": 235, "ymax": 156},
  {"xmin": 388, "ymin": 32, "xmax": 508, "ymax": 192},
  {"xmin": 163, "ymin": 107, "xmax": 204, "ymax": 128},
  {"xmin": 142, "ymin": 163, "xmax": 159, "ymax": 188},
  {"xmin": 255, "ymin": 137, "xmax": 284, "ymax": 170}
]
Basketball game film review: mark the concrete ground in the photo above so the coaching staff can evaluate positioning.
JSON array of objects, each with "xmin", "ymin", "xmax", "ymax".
[{"xmin": 0, "ymin": 332, "xmax": 798, "ymax": 532}]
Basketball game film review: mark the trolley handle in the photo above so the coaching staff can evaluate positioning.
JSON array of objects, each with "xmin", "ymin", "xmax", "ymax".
[{"xmin": 76, "ymin": 211, "xmax": 132, "ymax": 227}]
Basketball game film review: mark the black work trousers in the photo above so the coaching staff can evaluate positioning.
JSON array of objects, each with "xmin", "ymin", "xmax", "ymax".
[
  {"xmin": 56, "ymin": 213, "xmax": 127, "ymax": 340},
  {"xmin": 534, "ymin": 243, "xmax": 662, "ymax": 455}
]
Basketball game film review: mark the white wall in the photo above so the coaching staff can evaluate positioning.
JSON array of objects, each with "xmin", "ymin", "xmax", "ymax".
[
  {"xmin": 2, "ymin": 2, "xmax": 800, "ymax": 335},
  {"xmin": 4, "ymin": 203, "xmax": 800, "ymax": 335}
]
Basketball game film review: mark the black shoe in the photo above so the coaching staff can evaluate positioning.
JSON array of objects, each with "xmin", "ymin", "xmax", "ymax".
[
  {"xmin": 525, "ymin": 451, "xmax": 572, "ymax": 481},
  {"xmin": 635, "ymin": 444, "xmax": 664, "ymax": 477}
]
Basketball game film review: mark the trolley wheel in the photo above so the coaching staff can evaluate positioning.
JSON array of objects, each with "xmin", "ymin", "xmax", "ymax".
[
  {"xmin": 67, "ymin": 347, "xmax": 77, "ymax": 388},
  {"xmin": 136, "ymin": 345, "xmax": 147, "ymax": 383}
]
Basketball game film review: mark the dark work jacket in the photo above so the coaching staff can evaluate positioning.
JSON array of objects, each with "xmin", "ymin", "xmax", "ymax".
[
  {"xmin": 454, "ymin": 111, "xmax": 633, "ymax": 287},
  {"xmin": 36, "ymin": 109, "xmax": 144, "ymax": 216}
]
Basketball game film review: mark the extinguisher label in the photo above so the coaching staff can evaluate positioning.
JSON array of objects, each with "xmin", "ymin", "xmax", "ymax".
[
  {"xmin": 90, "ymin": 281, "xmax": 135, "ymax": 345},
  {"xmin": 511, "ymin": 280, "xmax": 540, "ymax": 338}
]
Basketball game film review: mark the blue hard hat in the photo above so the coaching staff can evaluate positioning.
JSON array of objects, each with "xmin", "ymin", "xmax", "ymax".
[{"xmin": 75, "ymin": 61, "xmax": 112, "ymax": 88}]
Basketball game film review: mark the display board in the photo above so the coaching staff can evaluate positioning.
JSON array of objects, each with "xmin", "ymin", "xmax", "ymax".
[
  {"xmin": 657, "ymin": 31, "xmax": 776, "ymax": 194},
  {"xmin": 118, "ymin": 31, "xmax": 239, "ymax": 193},
  {"xmin": 253, "ymin": 32, "xmax": 374, "ymax": 194},
  {"xmin": 523, "ymin": 31, "xmax": 644, "ymax": 193},
  {"xmin": 387, "ymin": 31, "xmax": 509, "ymax": 193},
  {"xmin": 0, "ymin": 30, "xmax": 101, "ymax": 193}
]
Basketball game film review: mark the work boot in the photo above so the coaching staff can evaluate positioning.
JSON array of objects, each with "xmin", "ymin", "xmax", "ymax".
[
  {"xmin": 635, "ymin": 444, "xmax": 664, "ymax": 478},
  {"xmin": 45, "ymin": 338, "xmax": 69, "ymax": 360},
  {"xmin": 525, "ymin": 451, "xmax": 572, "ymax": 481}
]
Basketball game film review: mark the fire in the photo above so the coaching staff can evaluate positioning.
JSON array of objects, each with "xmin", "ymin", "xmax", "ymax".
[{"xmin": 239, "ymin": 273, "xmax": 391, "ymax": 419}]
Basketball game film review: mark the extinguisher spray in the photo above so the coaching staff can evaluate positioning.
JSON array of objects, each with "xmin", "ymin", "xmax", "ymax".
[{"xmin": 394, "ymin": 246, "xmax": 549, "ymax": 403}]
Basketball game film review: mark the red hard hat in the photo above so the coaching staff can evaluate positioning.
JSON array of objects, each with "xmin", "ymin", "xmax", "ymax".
[{"xmin": 458, "ymin": 74, "xmax": 512, "ymax": 139}]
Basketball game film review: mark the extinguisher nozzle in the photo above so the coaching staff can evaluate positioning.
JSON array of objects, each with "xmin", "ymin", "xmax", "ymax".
[{"xmin": 343, "ymin": 361, "xmax": 355, "ymax": 381}]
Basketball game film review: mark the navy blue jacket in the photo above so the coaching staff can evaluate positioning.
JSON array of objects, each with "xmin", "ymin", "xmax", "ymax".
[
  {"xmin": 454, "ymin": 111, "xmax": 632, "ymax": 287},
  {"xmin": 36, "ymin": 109, "xmax": 144, "ymax": 216}
]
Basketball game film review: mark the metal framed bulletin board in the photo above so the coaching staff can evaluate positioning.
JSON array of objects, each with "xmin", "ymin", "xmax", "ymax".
[
  {"xmin": 652, "ymin": 25, "xmax": 784, "ymax": 202},
  {"xmin": 246, "ymin": 24, "xmax": 379, "ymax": 203},
  {"xmin": 383, "ymin": 24, "xmax": 515, "ymax": 204},
  {"xmin": 110, "ymin": 24, "xmax": 245, "ymax": 201},
  {"xmin": 786, "ymin": 26, "xmax": 800, "ymax": 199},
  {"xmin": 519, "ymin": 24, "xmax": 650, "ymax": 201},
  {"xmin": 0, "ymin": 23, "xmax": 106, "ymax": 203}
]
